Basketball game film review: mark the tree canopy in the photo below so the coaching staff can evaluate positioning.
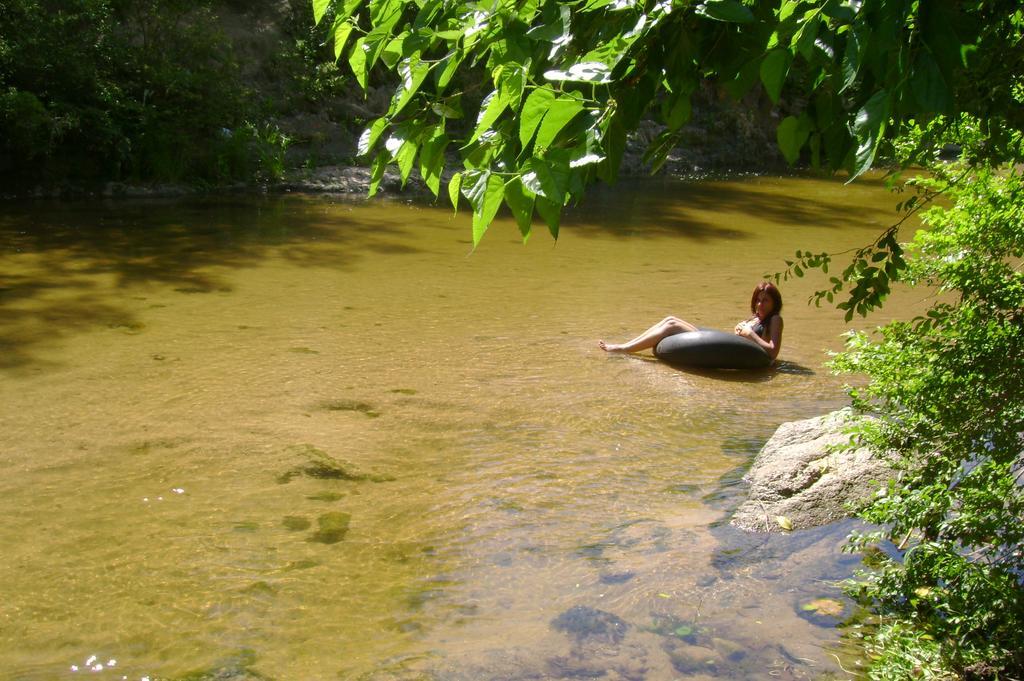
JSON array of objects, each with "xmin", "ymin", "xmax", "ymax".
[{"xmin": 314, "ymin": 0, "xmax": 1024, "ymax": 244}]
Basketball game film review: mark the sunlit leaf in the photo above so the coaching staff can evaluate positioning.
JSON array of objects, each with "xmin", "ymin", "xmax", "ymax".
[
  {"xmin": 696, "ymin": 0, "xmax": 754, "ymax": 23},
  {"xmin": 357, "ymin": 117, "xmax": 388, "ymax": 157},
  {"xmin": 419, "ymin": 126, "xmax": 448, "ymax": 197},
  {"xmin": 543, "ymin": 61, "xmax": 614, "ymax": 84},
  {"xmin": 447, "ymin": 171, "xmax": 462, "ymax": 213},
  {"xmin": 520, "ymin": 87, "xmax": 557, "ymax": 149},
  {"xmin": 348, "ymin": 38, "xmax": 369, "ymax": 89},
  {"xmin": 392, "ymin": 54, "xmax": 431, "ymax": 116},
  {"xmin": 534, "ymin": 96, "xmax": 585, "ymax": 151},
  {"xmin": 386, "ymin": 134, "xmax": 417, "ymax": 186},
  {"xmin": 367, "ymin": 151, "xmax": 387, "ymax": 197},
  {"xmin": 503, "ymin": 178, "xmax": 535, "ymax": 240},
  {"xmin": 312, "ymin": 0, "xmax": 331, "ymax": 26},
  {"xmin": 462, "ymin": 171, "xmax": 505, "ymax": 246},
  {"xmin": 333, "ymin": 19, "xmax": 354, "ymax": 60},
  {"xmin": 522, "ymin": 158, "xmax": 568, "ymax": 203},
  {"xmin": 470, "ymin": 90, "xmax": 509, "ymax": 143}
]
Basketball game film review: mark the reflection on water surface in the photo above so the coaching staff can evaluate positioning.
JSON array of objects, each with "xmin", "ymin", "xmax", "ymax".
[{"xmin": 0, "ymin": 175, "xmax": 914, "ymax": 679}]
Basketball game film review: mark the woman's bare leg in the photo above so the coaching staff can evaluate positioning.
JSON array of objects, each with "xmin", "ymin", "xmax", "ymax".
[{"xmin": 599, "ymin": 316, "xmax": 698, "ymax": 353}]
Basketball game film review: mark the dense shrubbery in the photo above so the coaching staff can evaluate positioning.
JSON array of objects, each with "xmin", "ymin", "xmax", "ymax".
[
  {"xmin": 831, "ymin": 160, "xmax": 1024, "ymax": 678},
  {"xmin": 0, "ymin": 0, "xmax": 333, "ymax": 187}
]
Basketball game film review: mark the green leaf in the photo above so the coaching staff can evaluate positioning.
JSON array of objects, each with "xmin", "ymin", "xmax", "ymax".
[
  {"xmin": 723, "ymin": 55, "xmax": 762, "ymax": 100},
  {"xmin": 642, "ymin": 130, "xmax": 677, "ymax": 174},
  {"xmin": 431, "ymin": 96, "xmax": 463, "ymax": 119},
  {"xmin": 462, "ymin": 171, "xmax": 505, "ymax": 246},
  {"xmin": 392, "ymin": 54, "xmax": 431, "ymax": 116},
  {"xmin": 497, "ymin": 64, "xmax": 526, "ymax": 109},
  {"xmin": 851, "ymin": 122, "xmax": 885, "ymax": 180},
  {"xmin": 911, "ymin": 49, "xmax": 952, "ymax": 114},
  {"xmin": 853, "ymin": 89, "xmax": 889, "ymax": 135},
  {"xmin": 357, "ymin": 117, "xmax": 388, "ymax": 157},
  {"xmin": 535, "ymin": 195, "xmax": 561, "ymax": 240},
  {"xmin": 840, "ymin": 29, "xmax": 860, "ymax": 92},
  {"xmin": 543, "ymin": 61, "xmax": 613, "ymax": 84},
  {"xmin": 809, "ymin": 131, "xmax": 821, "ymax": 167},
  {"xmin": 663, "ymin": 91, "xmax": 692, "ymax": 131},
  {"xmin": 503, "ymin": 178, "xmax": 535, "ymax": 240},
  {"xmin": 369, "ymin": 0, "xmax": 401, "ymax": 26},
  {"xmin": 922, "ymin": 3, "xmax": 964, "ymax": 73},
  {"xmin": 697, "ymin": 0, "xmax": 754, "ymax": 23},
  {"xmin": 522, "ymin": 158, "xmax": 568, "ymax": 204},
  {"xmin": 793, "ymin": 13, "xmax": 820, "ymax": 60},
  {"xmin": 598, "ymin": 114, "xmax": 627, "ymax": 183},
  {"xmin": 313, "ymin": 0, "xmax": 331, "ymax": 25},
  {"xmin": 470, "ymin": 89, "xmax": 508, "ymax": 143},
  {"xmin": 432, "ymin": 29, "xmax": 463, "ymax": 40},
  {"xmin": 385, "ymin": 134, "xmax": 417, "ymax": 186},
  {"xmin": 447, "ymin": 171, "xmax": 462, "ymax": 213},
  {"xmin": 759, "ymin": 49, "xmax": 790, "ymax": 104},
  {"xmin": 776, "ymin": 115, "xmax": 810, "ymax": 165},
  {"xmin": 348, "ymin": 38, "xmax": 369, "ymax": 89},
  {"xmin": 436, "ymin": 50, "xmax": 464, "ymax": 91},
  {"xmin": 418, "ymin": 126, "xmax": 448, "ymax": 197},
  {"xmin": 381, "ymin": 35, "xmax": 405, "ymax": 69},
  {"xmin": 779, "ymin": 0, "xmax": 800, "ymax": 21},
  {"xmin": 334, "ymin": 0, "xmax": 363, "ymax": 22},
  {"xmin": 534, "ymin": 95, "xmax": 584, "ymax": 151},
  {"xmin": 368, "ymin": 151, "xmax": 387, "ymax": 198},
  {"xmin": 333, "ymin": 19, "xmax": 355, "ymax": 60},
  {"xmin": 849, "ymin": 90, "xmax": 889, "ymax": 179},
  {"xmin": 520, "ymin": 87, "xmax": 556, "ymax": 149}
]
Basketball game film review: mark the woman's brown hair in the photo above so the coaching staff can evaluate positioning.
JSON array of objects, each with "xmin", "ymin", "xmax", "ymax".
[{"xmin": 750, "ymin": 281, "xmax": 783, "ymax": 319}]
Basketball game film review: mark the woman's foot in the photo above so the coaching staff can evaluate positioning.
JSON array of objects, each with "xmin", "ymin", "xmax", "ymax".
[{"xmin": 598, "ymin": 340, "xmax": 629, "ymax": 353}]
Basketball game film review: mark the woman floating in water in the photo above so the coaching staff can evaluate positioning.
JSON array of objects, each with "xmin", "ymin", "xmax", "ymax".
[{"xmin": 598, "ymin": 281, "xmax": 784, "ymax": 362}]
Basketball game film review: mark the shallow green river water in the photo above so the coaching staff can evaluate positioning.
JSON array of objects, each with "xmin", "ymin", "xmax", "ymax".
[{"xmin": 0, "ymin": 175, "xmax": 920, "ymax": 680}]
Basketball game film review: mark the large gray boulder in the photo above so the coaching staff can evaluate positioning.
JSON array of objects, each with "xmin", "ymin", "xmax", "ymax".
[{"xmin": 732, "ymin": 410, "xmax": 894, "ymax": 533}]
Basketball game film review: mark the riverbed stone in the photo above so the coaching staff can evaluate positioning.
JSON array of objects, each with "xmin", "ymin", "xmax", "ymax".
[
  {"xmin": 551, "ymin": 606, "xmax": 629, "ymax": 645},
  {"xmin": 308, "ymin": 511, "xmax": 351, "ymax": 544},
  {"xmin": 731, "ymin": 409, "xmax": 894, "ymax": 533}
]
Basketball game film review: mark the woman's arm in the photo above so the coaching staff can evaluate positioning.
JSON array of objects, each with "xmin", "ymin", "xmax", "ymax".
[{"xmin": 737, "ymin": 316, "xmax": 783, "ymax": 361}]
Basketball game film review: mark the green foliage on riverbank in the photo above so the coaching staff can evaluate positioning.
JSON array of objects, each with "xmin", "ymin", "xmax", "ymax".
[
  {"xmin": 0, "ymin": 0, "xmax": 346, "ymax": 189},
  {"xmin": 832, "ymin": 162, "xmax": 1024, "ymax": 679}
]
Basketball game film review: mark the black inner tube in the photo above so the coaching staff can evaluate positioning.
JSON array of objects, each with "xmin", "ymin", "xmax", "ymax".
[{"xmin": 654, "ymin": 329, "xmax": 771, "ymax": 370}]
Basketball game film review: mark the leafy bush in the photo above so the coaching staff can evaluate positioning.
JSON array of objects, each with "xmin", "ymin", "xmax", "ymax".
[
  {"xmin": 0, "ymin": 0, "xmax": 292, "ymax": 186},
  {"xmin": 832, "ymin": 164, "xmax": 1024, "ymax": 678}
]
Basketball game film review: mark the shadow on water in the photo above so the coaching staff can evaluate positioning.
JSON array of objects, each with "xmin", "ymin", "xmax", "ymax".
[
  {"xmin": 619, "ymin": 354, "xmax": 816, "ymax": 383},
  {"xmin": 664, "ymin": 361, "xmax": 815, "ymax": 383},
  {"xmin": 564, "ymin": 174, "xmax": 897, "ymax": 240},
  {"xmin": 699, "ymin": 432, "xmax": 869, "ymax": 633},
  {"xmin": 0, "ymin": 195, "xmax": 426, "ymax": 373}
]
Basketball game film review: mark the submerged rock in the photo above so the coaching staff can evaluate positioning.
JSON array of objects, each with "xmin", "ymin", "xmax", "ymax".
[
  {"xmin": 308, "ymin": 511, "xmax": 351, "ymax": 544},
  {"xmin": 731, "ymin": 409, "xmax": 894, "ymax": 533},
  {"xmin": 551, "ymin": 605, "xmax": 628, "ymax": 645}
]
